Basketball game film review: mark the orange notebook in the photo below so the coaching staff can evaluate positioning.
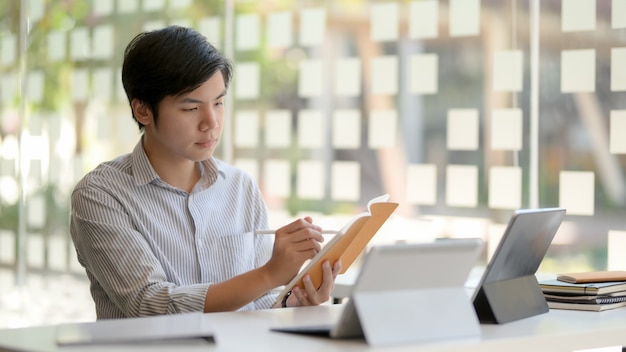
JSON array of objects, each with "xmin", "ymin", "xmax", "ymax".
[
  {"xmin": 556, "ymin": 271, "xmax": 626, "ymax": 284},
  {"xmin": 273, "ymin": 194, "xmax": 398, "ymax": 305}
]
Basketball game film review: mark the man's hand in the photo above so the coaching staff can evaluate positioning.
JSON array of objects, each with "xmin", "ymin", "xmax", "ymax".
[
  {"xmin": 289, "ymin": 259, "xmax": 342, "ymax": 307},
  {"xmin": 265, "ymin": 217, "xmax": 326, "ymax": 286}
]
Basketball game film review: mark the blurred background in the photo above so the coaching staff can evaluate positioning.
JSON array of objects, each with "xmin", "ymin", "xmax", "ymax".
[{"xmin": 1, "ymin": 0, "xmax": 625, "ymax": 328}]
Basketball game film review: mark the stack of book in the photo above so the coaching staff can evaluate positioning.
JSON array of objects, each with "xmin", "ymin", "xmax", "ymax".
[{"xmin": 539, "ymin": 271, "xmax": 626, "ymax": 311}]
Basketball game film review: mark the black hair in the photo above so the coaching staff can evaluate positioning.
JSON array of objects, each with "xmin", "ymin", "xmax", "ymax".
[{"xmin": 121, "ymin": 25, "xmax": 233, "ymax": 130}]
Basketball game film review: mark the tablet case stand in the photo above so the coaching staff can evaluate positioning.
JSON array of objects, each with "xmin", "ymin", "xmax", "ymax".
[
  {"xmin": 472, "ymin": 274, "xmax": 548, "ymax": 324},
  {"xmin": 351, "ymin": 287, "xmax": 481, "ymax": 347}
]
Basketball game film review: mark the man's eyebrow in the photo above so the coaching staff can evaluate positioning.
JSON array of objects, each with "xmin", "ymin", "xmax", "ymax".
[
  {"xmin": 179, "ymin": 90, "xmax": 227, "ymax": 104},
  {"xmin": 215, "ymin": 90, "xmax": 227, "ymax": 99},
  {"xmin": 180, "ymin": 97, "xmax": 205, "ymax": 104}
]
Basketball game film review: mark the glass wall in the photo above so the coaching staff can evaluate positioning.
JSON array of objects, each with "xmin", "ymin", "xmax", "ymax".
[{"xmin": 0, "ymin": 0, "xmax": 625, "ymax": 327}]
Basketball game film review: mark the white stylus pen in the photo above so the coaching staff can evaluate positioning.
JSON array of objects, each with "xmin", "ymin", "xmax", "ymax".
[{"xmin": 254, "ymin": 229, "xmax": 339, "ymax": 235}]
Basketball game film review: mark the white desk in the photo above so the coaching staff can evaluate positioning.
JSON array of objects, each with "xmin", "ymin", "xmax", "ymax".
[{"xmin": 1, "ymin": 304, "xmax": 626, "ymax": 352}]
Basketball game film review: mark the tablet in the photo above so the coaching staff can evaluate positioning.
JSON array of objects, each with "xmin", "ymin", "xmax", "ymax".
[
  {"xmin": 272, "ymin": 239, "xmax": 484, "ymax": 346},
  {"xmin": 472, "ymin": 207, "xmax": 566, "ymax": 324}
]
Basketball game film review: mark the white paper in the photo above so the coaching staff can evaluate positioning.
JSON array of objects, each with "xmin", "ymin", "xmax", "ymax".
[
  {"xmin": 234, "ymin": 110, "xmax": 260, "ymax": 147},
  {"xmin": 27, "ymin": 71, "xmax": 44, "ymax": 103},
  {"xmin": 371, "ymin": 56, "xmax": 398, "ymax": 95},
  {"xmin": 493, "ymin": 50, "xmax": 523, "ymax": 92},
  {"xmin": 236, "ymin": 14, "xmax": 260, "ymax": 51},
  {"xmin": 332, "ymin": 109, "xmax": 361, "ymax": 149},
  {"xmin": 559, "ymin": 171, "xmax": 595, "ymax": 216},
  {"xmin": 27, "ymin": 195, "xmax": 46, "ymax": 228},
  {"xmin": 611, "ymin": 47, "xmax": 626, "ymax": 91},
  {"xmin": 449, "ymin": 0, "xmax": 480, "ymax": 37},
  {"xmin": 446, "ymin": 165, "xmax": 478, "ymax": 207},
  {"xmin": 117, "ymin": 0, "xmax": 139, "ymax": 13},
  {"xmin": 70, "ymin": 27, "xmax": 90, "ymax": 61},
  {"xmin": 608, "ymin": 230, "xmax": 626, "ymax": 270},
  {"xmin": 613, "ymin": 0, "xmax": 626, "ymax": 28},
  {"xmin": 368, "ymin": 109, "xmax": 397, "ymax": 148},
  {"xmin": 198, "ymin": 17, "xmax": 222, "ymax": 49},
  {"xmin": 331, "ymin": 161, "xmax": 360, "ymax": 201},
  {"xmin": 29, "ymin": 0, "xmax": 44, "ymax": 22},
  {"xmin": 298, "ymin": 59, "xmax": 323, "ymax": 97},
  {"xmin": 267, "ymin": 11, "xmax": 293, "ymax": 48},
  {"xmin": 409, "ymin": 54, "xmax": 438, "ymax": 94},
  {"xmin": 47, "ymin": 235, "xmax": 67, "ymax": 273},
  {"xmin": 0, "ymin": 230, "xmax": 15, "ymax": 264},
  {"xmin": 170, "ymin": 0, "xmax": 192, "ymax": 9},
  {"xmin": 370, "ymin": 3, "xmax": 399, "ymax": 42},
  {"xmin": 561, "ymin": 49, "xmax": 596, "ymax": 93},
  {"xmin": 27, "ymin": 234, "xmax": 44, "ymax": 269},
  {"xmin": 143, "ymin": 0, "xmax": 165, "ymax": 11},
  {"xmin": 264, "ymin": 159, "xmax": 290, "ymax": 198},
  {"xmin": 562, "ymin": 0, "xmax": 596, "ymax": 32},
  {"xmin": 299, "ymin": 8, "xmax": 326, "ymax": 46},
  {"xmin": 406, "ymin": 164, "xmax": 437, "ymax": 205},
  {"xmin": 92, "ymin": 25, "xmax": 113, "ymax": 59},
  {"xmin": 234, "ymin": 62, "xmax": 260, "ymax": 99},
  {"xmin": 409, "ymin": 0, "xmax": 439, "ymax": 39},
  {"xmin": 610, "ymin": 110, "xmax": 626, "ymax": 154},
  {"xmin": 0, "ymin": 35, "xmax": 16, "ymax": 66},
  {"xmin": 93, "ymin": 68, "xmax": 113, "ymax": 102},
  {"xmin": 72, "ymin": 69, "xmax": 89, "ymax": 102},
  {"xmin": 447, "ymin": 109, "xmax": 479, "ymax": 150},
  {"xmin": 488, "ymin": 166, "xmax": 521, "ymax": 209},
  {"xmin": 297, "ymin": 160, "xmax": 324, "ymax": 199},
  {"xmin": 297, "ymin": 110, "xmax": 324, "ymax": 148},
  {"xmin": 0, "ymin": 73, "xmax": 16, "ymax": 103},
  {"xmin": 335, "ymin": 58, "xmax": 361, "ymax": 96},
  {"xmin": 265, "ymin": 110, "xmax": 291, "ymax": 148},
  {"xmin": 491, "ymin": 108, "xmax": 523, "ymax": 151},
  {"xmin": 48, "ymin": 31, "xmax": 66, "ymax": 62},
  {"xmin": 93, "ymin": 0, "xmax": 114, "ymax": 16}
]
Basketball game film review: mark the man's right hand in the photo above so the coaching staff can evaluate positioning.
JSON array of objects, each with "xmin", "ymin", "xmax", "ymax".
[{"xmin": 265, "ymin": 216, "xmax": 325, "ymax": 286}]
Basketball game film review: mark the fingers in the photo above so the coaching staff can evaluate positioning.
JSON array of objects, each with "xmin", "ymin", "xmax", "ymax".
[
  {"xmin": 275, "ymin": 218, "xmax": 325, "ymax": 246},
  {"xmin": 277, "ymin": 218, "xmax": 322, "ymax": 237},
  {"xmin": 332, "ymin": 259, "xmax": 342, "ymax": 277},
  {"xmin": 292, "ymin": 260, "xmax": 339, "ymax": 307}
]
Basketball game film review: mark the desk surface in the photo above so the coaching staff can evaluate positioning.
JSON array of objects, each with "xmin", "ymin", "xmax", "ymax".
[{"xmin": 1, "ymin": 303, "xmax": 626, "ymax": 352}]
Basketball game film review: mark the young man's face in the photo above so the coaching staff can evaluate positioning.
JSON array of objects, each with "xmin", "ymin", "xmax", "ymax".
[{"xmin": 142, "ymin": 72, "xmax": 226, "ymax": 163}]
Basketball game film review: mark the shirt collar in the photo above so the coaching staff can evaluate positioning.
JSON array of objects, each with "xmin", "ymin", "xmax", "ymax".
[{"xmin": 130, "ymin": 139, "xmax": 224, "ymax": 189}]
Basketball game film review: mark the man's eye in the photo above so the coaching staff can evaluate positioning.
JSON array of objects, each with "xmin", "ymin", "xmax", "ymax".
[{"xmin": 182, "ymin": 107, "xmax": 198, "ymax": 111}]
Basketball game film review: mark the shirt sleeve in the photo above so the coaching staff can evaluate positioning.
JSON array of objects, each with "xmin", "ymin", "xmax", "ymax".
[{"xmin": 71, "ymin": 186, "xmax": 209, "ymax": 317}]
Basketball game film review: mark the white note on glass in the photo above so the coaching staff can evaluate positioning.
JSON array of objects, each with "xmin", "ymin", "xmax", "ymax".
[
  {"xmin": 559, "ymin": 171, "xmax": 595, "ymax": 216},
  {"xmin": 488, "ymin": 166, "xmax": 521, "ymax": 210},
  {"xmin": 331, "ymin": 161, "xmax": 360, "ymax": 201},
  {"xmin": 446, "ymin": 165, "xmax": 478, "ymax": 208}
]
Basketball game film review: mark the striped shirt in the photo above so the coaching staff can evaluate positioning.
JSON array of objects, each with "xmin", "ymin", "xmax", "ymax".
[{"xmin": 70, "ymin": 141, "xmax": 275, "ymax": 319}]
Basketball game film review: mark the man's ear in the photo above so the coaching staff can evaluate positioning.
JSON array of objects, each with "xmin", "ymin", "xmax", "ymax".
[{"xmin": 131, "ymin": 99, "xmax": 153, "ymax": 127}]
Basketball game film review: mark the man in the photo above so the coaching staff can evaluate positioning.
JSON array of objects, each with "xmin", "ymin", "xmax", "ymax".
[{"xmin": 70, "ymin": 25, "xmax": 341, "ymax": 319}]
